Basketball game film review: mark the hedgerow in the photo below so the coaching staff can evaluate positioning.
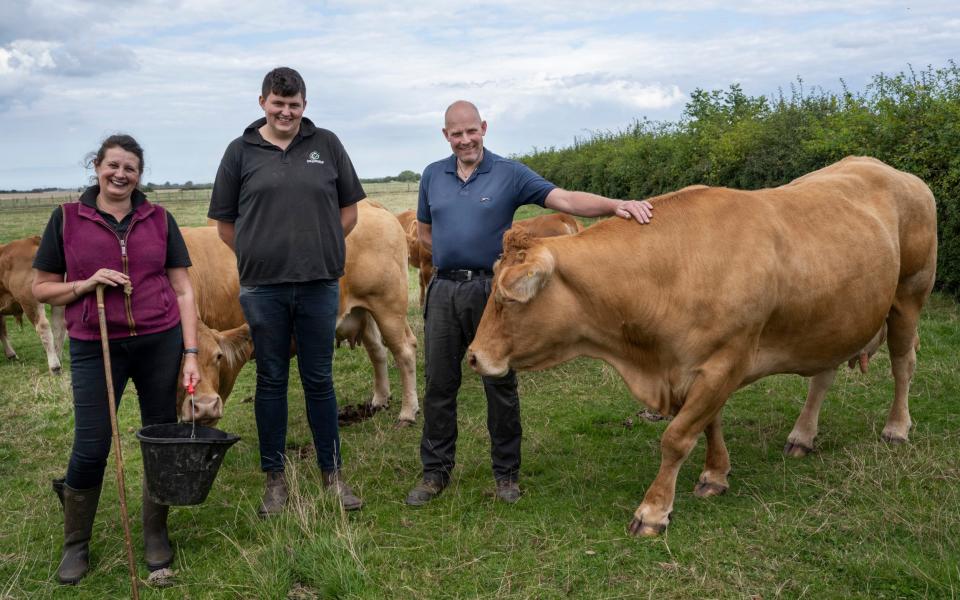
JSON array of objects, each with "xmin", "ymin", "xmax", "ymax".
[{"xmin": 520, "ymin": 62, "xmax": 960, "ymax": 299}]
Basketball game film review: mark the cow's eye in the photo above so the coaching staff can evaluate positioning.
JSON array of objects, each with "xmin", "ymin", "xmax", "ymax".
[{"xmin": 214, "ymin": 351, "xmax": 224, "ymax": 362}]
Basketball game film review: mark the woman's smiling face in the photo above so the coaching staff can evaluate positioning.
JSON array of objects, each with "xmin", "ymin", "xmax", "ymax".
[{"xmin": 95, "ymin": 146, "xmax": 141, "ymax": 202}]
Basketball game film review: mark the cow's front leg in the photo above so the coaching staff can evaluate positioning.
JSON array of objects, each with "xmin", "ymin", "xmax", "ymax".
[
  {"xmin": 0, "ymin": 317, "xmax": 16, "ymax": 360},
  {"xmin": 24, "ymin": 303, "xmax": 61, "ymax": 374},
  {"xmin": 784, "ymin": 368, "xmax": 837, "ymax": 457},
  {"xmin": 629, "ymin": 361, "xmax": 742, "ymax": 537},
  {"xmin": 694, "ymin": 414, "xmax": 729, "ymax": 497}
]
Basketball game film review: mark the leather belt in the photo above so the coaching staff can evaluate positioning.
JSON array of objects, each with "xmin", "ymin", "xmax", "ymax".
[{"xmin": 435, "ymin": 269, "xmax": 492, "ymax": 281}]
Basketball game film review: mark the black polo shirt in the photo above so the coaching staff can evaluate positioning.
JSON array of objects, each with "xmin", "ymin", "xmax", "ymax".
[
  {"xmin": 33, "ymin": 186, "xmax": 191, "ymax": 274},
  {"xmin": 208, "ymin": 117, "xmax": 366, "ymax": 286}
]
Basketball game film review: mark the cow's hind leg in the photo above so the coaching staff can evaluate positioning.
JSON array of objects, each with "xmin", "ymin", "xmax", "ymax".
[
  {"xmin": 881, "ymin": 305, "xmax": 922, "ymax": 443},
  {"xmin": 784, "ymin": 368, "xmax": 837, "ymax": 457},
  {"xmin": 357, "ymin": 310, "xmax": 392, "ymax": 410},
  {"xmin": 0, "ymin": 316, "xmax": 16, "ymax": 360},
  {"xmin": 629, "ymin": 354, "xmax": 743, "ymax": 536},
  {"xmin": 694, "ymin": 414, "xmax": 730, "ymax": 497},
  {"xmin": 370, "ymin": 312, "xmax": 419, "ymax": 424}
]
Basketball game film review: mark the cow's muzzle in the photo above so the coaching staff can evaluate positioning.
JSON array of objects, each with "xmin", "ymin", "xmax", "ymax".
[
  {"xmin": 466, "ymin": 348, "xmax": 509, "ymax": 378},
  {"xmin": 180, "ymin": 394, "xmax": 223, "ymax": 426}
]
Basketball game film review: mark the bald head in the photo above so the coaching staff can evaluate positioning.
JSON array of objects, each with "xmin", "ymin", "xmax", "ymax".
[
  {"xmin": 442, "ymin": 100, "xmax": 487, "ymax": 168},
  {"xmin": 445, "ymin": 100, "xmax": 482, "ymax": 127}
]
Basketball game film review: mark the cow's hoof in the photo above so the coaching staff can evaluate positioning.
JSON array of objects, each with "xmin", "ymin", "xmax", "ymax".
[
  {"xmin": 783, "ymin": 441, "xmax": 814, "ymax": 458},
  {"xmin": 5, "ymin": 353, "xmax": 17, "ymax": 361},
  {"xmin": 51, "ymin": 366, "xmax": 62, "ymax": 376},
  {"xmin": 881, "ymin": 432, "xmax": 908, "ymax": 445},
  {"xmin": 628, "ymin": 517, "xmax": 667, "ymax": 537},
  {"xmin": 394, "ymin": 419, "xmax": 415, "ymax": 429},
  {"xmin": 693, "ymin": 479, "xmax": 728, "ymax": 498}
]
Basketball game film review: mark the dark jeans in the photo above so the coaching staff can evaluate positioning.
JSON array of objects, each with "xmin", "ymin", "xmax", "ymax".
[
  {"xmin": 420, "ymin": 276, "xmax": 521, "ymax": 483},
  {"xmin": 239, "ymin": 280, "xmax": 341, "ymax": 473},
  {"xmin": 66, "ymin": 326, "xmax": 182, "ymax": 489}
]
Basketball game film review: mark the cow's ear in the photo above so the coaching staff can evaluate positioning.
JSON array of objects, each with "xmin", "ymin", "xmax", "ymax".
[
  {"xmin": 496, "ymin": 247, "xmax": 555, "ymax": 304},
  {"xmin": 219, "ymin": 324, "xmax": 254, "ymax": 367}
]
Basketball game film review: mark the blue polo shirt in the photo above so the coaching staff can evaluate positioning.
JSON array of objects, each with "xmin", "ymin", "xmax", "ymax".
[{"xmin": 417, "ymin": 150, "xmax": 555, "ymax": 271}]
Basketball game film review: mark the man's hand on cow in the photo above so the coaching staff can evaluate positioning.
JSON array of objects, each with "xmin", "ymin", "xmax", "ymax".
[
  {"xmin": 182, "ymin": 355, "xmax": 201, "ymax": 389},
  {"xmin": 615, "ymin": 200, "xmax": 654, "ymax": 224}
]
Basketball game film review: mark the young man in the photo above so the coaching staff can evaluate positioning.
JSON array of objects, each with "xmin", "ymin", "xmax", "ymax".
[
  {"xmin": 406, "ymin": 100, "xmax": 653, "ymax": 505},
  {"xmin": 208, "ymin": 67, "xmax": 365, "ymax": 514}
]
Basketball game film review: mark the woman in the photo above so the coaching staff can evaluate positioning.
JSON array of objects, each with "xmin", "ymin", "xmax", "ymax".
[{"xmin": 32, "ymin": 134, "xmax": 200, "ymax": 584}]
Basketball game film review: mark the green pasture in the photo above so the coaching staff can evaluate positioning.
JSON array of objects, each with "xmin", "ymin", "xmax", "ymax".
[{"xmin": 1, "ymin": 193, "xmax": 958, "ymax": 599}]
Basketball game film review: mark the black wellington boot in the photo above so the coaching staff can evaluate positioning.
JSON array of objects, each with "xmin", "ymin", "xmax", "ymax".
[{"xmin": 57, "ymin": 483, "xmax": 102, "ymax": 584}]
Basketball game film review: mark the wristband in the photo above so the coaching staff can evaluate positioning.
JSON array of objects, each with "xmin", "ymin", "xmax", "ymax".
[{"xmin": 183, "ymin": 347, "xmax": 199, "ymax": 355}]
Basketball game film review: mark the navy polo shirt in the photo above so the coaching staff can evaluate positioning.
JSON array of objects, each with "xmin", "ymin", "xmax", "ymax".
[{"xmin": 417, "ymin": 150, "xmax": 555, "ymax": 271}]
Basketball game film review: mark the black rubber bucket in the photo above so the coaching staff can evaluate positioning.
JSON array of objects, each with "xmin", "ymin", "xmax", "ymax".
[{"xmin": 136, "ymin": 423, "xmax": 240, "ymax": 506}]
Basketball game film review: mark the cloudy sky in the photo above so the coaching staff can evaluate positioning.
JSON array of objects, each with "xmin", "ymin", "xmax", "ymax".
[{"xmin": 1, "ymin": 1, "xmax": 958, "ymax": 190}]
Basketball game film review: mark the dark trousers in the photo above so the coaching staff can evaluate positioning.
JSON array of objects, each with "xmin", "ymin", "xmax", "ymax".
[
  {"xmin": 66, "ymin": 326, "xmax": 182, "ymax": 489},
  {"xmin": 239, "ymin": 280, "xmax": 341, "ymax": 473},
  {"xmin": 420, "ymin": 276, "xmax": 521, "ymax": 483}
]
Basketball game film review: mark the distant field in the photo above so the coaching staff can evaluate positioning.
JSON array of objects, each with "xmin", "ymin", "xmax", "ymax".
[
  {"xmin": 0, "ymin": 181, "xmax": 419, "ymax": 211},
  {"xmin": 0, "ymin": 182, "xmax": 422, "ymax": 243}
]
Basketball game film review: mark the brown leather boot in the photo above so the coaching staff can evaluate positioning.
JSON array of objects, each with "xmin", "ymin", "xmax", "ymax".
[
  {"xmin": 258, "ymin": 471, "xmax": 288, "ymax": 518},
  {"xmin": 405, "ymin": 475, "xmax": 447, "ymax": 506},
  {"xmin": 58, "ymin": 483, "xmax": 102, "ymax": 584},
  {"xmin": 321, "ymin": 470, "xmax": 363, "ymax": 511},
  {"xmin": 142, "ymin": 486, "xmax": 173, "ymax": 571},
  {"xmin": 495, "ymin": 479, "xmax": 522, "ymax": 503}
]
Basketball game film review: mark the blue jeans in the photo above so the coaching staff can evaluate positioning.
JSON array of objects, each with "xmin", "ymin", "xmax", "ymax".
[{"xmin": 239, "ymin": 280, "xmax": 341, "ymax": 473}]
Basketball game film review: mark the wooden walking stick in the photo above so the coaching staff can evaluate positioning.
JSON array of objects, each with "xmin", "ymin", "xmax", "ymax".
[{"xmin": 95, "ymin": 284, "xmax": 140, "ymax": 599}]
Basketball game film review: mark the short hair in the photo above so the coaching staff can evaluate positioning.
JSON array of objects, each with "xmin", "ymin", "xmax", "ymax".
[
  {"xmin": 87, "ymin": 134, "xmax": 145, "ymax": 173},
  {"xmin": 261, "ymin": 67, "xmax": 306, "ymax": 99}
]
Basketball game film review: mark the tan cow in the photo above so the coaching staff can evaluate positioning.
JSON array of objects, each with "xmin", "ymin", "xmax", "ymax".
[
  {"xmin": 397, "ymin": 210, "xmax": 580, "ymax": 307},
  {"xmin": 0, "ymin": 236, "xmax": 66, "ymax": 373},
  {"xmin": 396, "ymin": 210, "xmax": 434, "ymax": 307},
  {"xmin": 509, "ymin": 213, "xmax": 582, "ymax": 237},
  {"xmin": 466, "ymin": 157, "xmax": 937, "ymax": 536},
  {"xmin": 337, "ymin": 201, "xmax": 419, "ymax": 423},
  {"xmin": 180, "ymin": 199, "xmax": 419, "ymax": 425},
  {"xmin": 175, "ymin": 227, "xmax": 250, "ymax": 423}
]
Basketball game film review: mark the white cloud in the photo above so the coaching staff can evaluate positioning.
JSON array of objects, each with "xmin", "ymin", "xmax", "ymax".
[{"xmin": 0, "ymin": 0, "xmax": 958, "ymax": 188}]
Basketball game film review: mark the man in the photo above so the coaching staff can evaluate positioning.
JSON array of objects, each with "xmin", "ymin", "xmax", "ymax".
[
  {"xmin": 406, "ymin": 100, "xmax": 653, "ymax": 505},
  {"xmin": 208, "ymin": 67, "xmax": 365, "ymax": 515}
]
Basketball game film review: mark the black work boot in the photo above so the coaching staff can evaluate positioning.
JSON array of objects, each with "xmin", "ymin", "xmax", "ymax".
[
  {"xmin": 321, "ymin": 470, "xmax": 363, "ymax": 511},
  {"xmin": 142, "ymin": 486, "xmax": 173, "ymax": 571},
  {"xmin": 58, "ymin": 483, "xmax": 102, "ymax": 584},
  {"xmin": 258, "ymin": 471, "xmax": 288, "ymax": 518},
  {"xmin": 405, "ymin": 475, "xmax": 447, "ymax": 506}
]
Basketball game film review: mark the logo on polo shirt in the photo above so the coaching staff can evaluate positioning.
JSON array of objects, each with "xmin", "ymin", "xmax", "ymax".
[{"xmin": 307, "ymin": 151, "xmax": 325, "ymax": 164}]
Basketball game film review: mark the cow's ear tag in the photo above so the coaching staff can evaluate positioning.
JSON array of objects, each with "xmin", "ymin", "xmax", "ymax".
[{"xmin": 527, "ymin": 271, "xmax": 533, "ymax": 277}]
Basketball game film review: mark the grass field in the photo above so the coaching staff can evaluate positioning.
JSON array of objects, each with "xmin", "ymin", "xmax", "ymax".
[{"xmin": 0, "ymin": 189, "xmax": 958, "ymax": 599}]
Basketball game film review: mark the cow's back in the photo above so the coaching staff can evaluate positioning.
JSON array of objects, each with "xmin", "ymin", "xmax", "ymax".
[{"xmin": 180, "ymin": 227, "xmax": 243, "ymax": 330}]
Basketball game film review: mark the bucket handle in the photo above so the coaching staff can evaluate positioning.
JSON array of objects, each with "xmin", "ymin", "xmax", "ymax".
[{"xmin": 187, "ymin": 383, "xmax": 197, "ymax": 440}]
